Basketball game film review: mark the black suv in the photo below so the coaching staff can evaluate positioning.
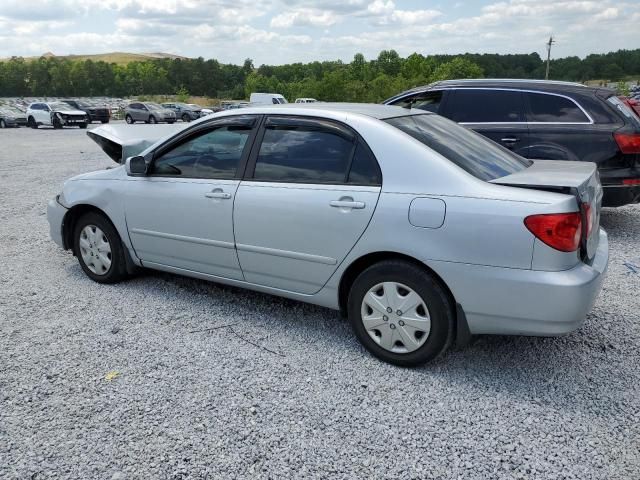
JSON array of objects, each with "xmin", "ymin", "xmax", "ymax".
[
  {"xmin": 384, "ymin": 79, "xmax": 640, "ymax": 207},
  {"xmin": 62, "ymin": 100, "xmax": 110, "ymax": 124}
]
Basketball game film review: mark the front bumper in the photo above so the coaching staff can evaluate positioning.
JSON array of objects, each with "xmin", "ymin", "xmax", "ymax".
[
  {"xmin": 433, "ymin": 228, "xmax": 609, "ymax": 336},
  {"xmin": 47, "ymin": 196, "xmax": 68, "ymax": 248}
]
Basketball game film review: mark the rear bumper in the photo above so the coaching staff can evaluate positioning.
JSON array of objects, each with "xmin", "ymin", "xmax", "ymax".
[
  {"xmin": 434, "ymin": 228, "xmax": 609, "ymax": 336},
  {"xmin": 47, "ymin": 197, "xmax": 68, "ymax": 248},
  {"xmin": 602, "ymin": 185, "xmax": 640, "ymax": 207}
]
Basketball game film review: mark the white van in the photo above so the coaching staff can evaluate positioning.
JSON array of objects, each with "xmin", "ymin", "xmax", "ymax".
[
  {"xmin": 295, "ymin": 98, "xmax": 317, "ymax": 103},
  {"xmin": 249, "ymin": 93, "xmax": 288, "ymax": 105}
]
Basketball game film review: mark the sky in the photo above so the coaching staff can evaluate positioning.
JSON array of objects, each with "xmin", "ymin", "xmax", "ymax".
[{"xmin": 0, "ymin": 0, "xmax": 638, "ymax": 65}]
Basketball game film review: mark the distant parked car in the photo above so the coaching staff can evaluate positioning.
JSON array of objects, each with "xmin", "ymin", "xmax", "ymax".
[
  {"xmin": 49, "ymin": 104, "xmax": 608, "ymax": 367},
  {"xmin": 0, "ymin": 106, "xmax": 27, "ymax": 128},
  {"xmin": 295, "ymin": 98, "xmax": 317, "ymax": 103},
  {"xmin": 62, "ymin": 99, "xmax": 110, "ymax": 124},
  {"xmin": 161, "ymin": 102, "xmax": 201, "ymax": 122},
  {"xmin": 385, "ymin": 79, "xmax": 640, "ymax": 207},
  {"xmin": 125, "ymin": 102, "xmax": 176, "ymax": 124},
  {"xmin": 249, "ymin": 93, "xmax": 287, "ymax": 105},
  {"xmin": 26, "ymin": 102, "xmax": 88, "ymax": 129}
]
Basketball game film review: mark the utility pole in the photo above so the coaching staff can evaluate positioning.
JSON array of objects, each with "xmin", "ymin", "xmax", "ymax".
[{"xmin": 545, "ymin": 35, "xmax": 555, "ymax": 80}]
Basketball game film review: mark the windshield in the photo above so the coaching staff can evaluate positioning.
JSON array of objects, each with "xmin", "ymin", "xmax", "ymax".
[{"xmin": 385, "ymin": 114, "xmax": 532, "ymax": 181}]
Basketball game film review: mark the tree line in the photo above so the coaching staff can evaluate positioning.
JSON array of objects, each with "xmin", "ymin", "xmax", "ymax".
[{"xmin": 0, "ymin": 48, "xmax": 638, "ymax": 101}]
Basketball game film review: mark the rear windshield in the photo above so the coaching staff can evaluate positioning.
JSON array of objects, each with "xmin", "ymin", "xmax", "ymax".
[{"xmin": 385, "ymin": 114, "xmax": 532, "ymax": 181}]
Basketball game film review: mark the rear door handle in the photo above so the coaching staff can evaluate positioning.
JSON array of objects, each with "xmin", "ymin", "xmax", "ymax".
[
  {"xmin": 205, "ymin": 191, "xmax": 231, "ymax": 199},
  {"xmin": 501, "ymin": 137, "xmax": 520, "ymax": 143},
  {"xmin": 330, "ymin": 200, "xmax": 365, "ymax": 209}
]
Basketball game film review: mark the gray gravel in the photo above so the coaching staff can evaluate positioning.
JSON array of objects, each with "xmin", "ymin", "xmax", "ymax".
[{"xmin": 1, "ymin": 125, "xmax": 639, "ymax": 479}]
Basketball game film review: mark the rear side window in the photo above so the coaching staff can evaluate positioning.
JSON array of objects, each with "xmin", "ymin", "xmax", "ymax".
[
  {"xmin": 446, "ymin": 89, "xmax": 524, "ymax": 123},
  {"xmin": 385, "ymin": 114, "xmax": 532, "ymax": 181},
  {"xmin": 391, "ymin": 91, "xmax": 443, "ymax": 113},
  {"xmin": 526, "ymin": 93, "xmax": 590, "ymax": 123},
  {"xmin": 254, "ymin": 125, "xmax": 353, "ymax": 183}
]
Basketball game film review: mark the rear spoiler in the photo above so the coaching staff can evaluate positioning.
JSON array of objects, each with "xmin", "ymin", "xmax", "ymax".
[{"xmin": 86, "ymin": 124, "xmax": 186, "ymax": 163}]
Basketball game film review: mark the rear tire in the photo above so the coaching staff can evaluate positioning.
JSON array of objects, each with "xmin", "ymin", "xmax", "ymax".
[
  {"xmin": 73, "ymin": 212, "xmax": 128, "ymax": 284},
  {"xmin": 78, "ymin": 123, "xmax": 87, "ymax": 129},
  {"xmin": 125, "ymin": 115, "xmax": 134, "ymax": 124},
  {"xmin": 0, "ymin": 119, "xmax": 6, "ymax": 129},
  {"xmin": 347, "ymin": 260, "xmax": 454, "ymax": 367},
  {"xmin": 101, "ymin": 119, "xmax": 109, "ymax": 124}
]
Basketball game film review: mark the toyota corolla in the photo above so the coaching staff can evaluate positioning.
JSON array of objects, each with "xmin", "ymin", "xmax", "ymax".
[{"xmin": 47, "ymin": 104, "xmax": 608, "ymax": 366}]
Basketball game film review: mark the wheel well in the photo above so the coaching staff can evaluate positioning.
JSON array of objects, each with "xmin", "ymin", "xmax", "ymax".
[
  {"xmin": 62, "ymin": 204, "xmax": 110, "ymax": 251},
  {"xmin": 338, "ymin": 251, "xmax": 457, "ymax": 318}
]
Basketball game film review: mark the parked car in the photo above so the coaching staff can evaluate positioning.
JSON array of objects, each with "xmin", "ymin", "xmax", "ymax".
[
  {"xmin": 0, "ymin": 106, "xmax": 27, "ymax": 128},
  {"xmin": 48, "ymin": 104, "xmax": 608, "ymax": 366},
  {"xmin": 125, "ymin": 102, "xmax": 176, "ymax": 124},
  {"xmin": 295, "ymin": 98, "xmax": 317, "ymax": 103},
  {"xmin": 249, "ymin": 93, "xmax": 287, "ymax": 105},
  {"xmin": 619, "ymin": 96, "xmax": 640, "ymax": 118},
  {"xmin": 161, "ymin": 102, "xmax": 202, "ymax": 122},
  {"xmin": 384, "ymin": 79, "xmax": 640, "ymax": 207},
  {"xmin": 62, "ymin": 99, "xmax": 110, "ymax": 123},
  {"xmin": 26, "ymin": 102, "xmax": 88, "ymax": 129}
]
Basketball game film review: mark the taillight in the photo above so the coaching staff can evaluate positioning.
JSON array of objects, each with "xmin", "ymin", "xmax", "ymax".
[
  {"xmin": 623, "ymin": 179, "xmax": 640, "ymax": 185},
  {"xmin": 524, "ymin": 212, "xmax": 582, "ymax": 252},
  {"xmin": 614, "ymin": 132, "xmax": 640, "ymax": 154}
]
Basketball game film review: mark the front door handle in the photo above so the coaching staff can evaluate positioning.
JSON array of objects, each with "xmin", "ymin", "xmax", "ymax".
[
  {"xmin": 501, "ymin": 137, "xmax": 520, "ymax": 143},
  {"xmin": 330, "ymin": 199, "xmax": 365, "ymax": 209},
  {"xmin": 205, "ymin": 190, "xmax": 231, "ymax": 199}
]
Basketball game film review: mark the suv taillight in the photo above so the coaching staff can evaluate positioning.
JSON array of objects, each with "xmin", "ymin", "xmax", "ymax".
[
  {"xmin": 524, "ymin": 212, "xmax": 582, "ymax": 252},
  {"xmin": 614, "ymin": 132, "xmax": 640, "ymax": 154}
]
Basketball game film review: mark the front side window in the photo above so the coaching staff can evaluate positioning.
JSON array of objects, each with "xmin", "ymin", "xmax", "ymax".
[
  {"xmin": 392, "ymin": 91, "xmax": 443, "ymax": 113},
  {"xmin": 150, "ymin": 126, "xmax": 252, "ymax": 179},
  {"xmin": 446, "ymin": 89, "xmax": 524, "ymax": 123},
  {"xmin": 526, "ymin": 93, "xmax": 590, "ymax": 123},
  {"xmin": 385, "ymin": 114, "xmax": 532, "ymax": 181},
  {"xmin": 253, "ymin": 122, "xmax": 354, "ymax": 184}
]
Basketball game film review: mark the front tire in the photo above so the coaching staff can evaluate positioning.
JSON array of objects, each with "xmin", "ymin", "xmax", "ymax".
[
  {"xmin": 0, "ymin": 119, "xmax": 6, "ymax": 129},
  {"xmin": 182, "ymin": 114, "xmax": 191, "ymax": 122},
  {"xmin": 101, "ymin": 119, "xmax": 109, "ymax": 124},
  {"xmin": 53, "ymin": 117, "xmax": 63, "ymax": 129},
  {"xmin": 28, "ymin": 117, "xmax": 38, "ymax": 129},
  {"xmin": 149, "ymin": 116, "xmax": 157, "ymax": 124},
  {"xmin": 73, "ymin": 212, "xmax": 128, "ymax": 284},
  {"xmin": 347, "ymin": 260, "xmax": 454, "ymax": 367},
  {"xmin": 78, "ymin": 123, "xmax": 87, "ymax": 129}
]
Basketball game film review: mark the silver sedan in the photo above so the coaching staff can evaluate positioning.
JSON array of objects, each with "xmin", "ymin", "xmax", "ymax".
[{"xmin": 47, "ymin": 104, "xmax": 608, "ymax": 366}]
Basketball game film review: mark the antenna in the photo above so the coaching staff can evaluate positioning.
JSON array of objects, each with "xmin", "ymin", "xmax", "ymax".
[{"xmin": 545, "ymin": 35, "xmax": 555, "ymax": 80}]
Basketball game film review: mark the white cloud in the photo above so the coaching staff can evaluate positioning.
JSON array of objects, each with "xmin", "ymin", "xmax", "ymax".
[{"xmin": 270, "ymin": 8, "xmax": 340, "ymax": 28}]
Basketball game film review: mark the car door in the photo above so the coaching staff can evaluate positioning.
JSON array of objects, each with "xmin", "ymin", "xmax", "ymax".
[
  {"xmin": 36, "ymin": 104, "xmax": 50, "ymax": 125},
  {"xmin": 442, "ymin": 88, "xmax": 530, "ymax": 157},
  {"xmin": 135, "ymin": 104, "xmax": 148, "ymax": 122},
  {"xmin": 524, "ymin": 91, "xmax": 596, "ymax": 162},
  {"xmin": 124, "ymin": 116, "xmax": 258, "ymax": 279},
  {"xmin": 233, "ymin": 115, "xmax": 382, "ymax": 294}
]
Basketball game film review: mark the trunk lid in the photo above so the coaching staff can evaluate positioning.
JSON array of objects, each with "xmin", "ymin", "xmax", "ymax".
[
  {"xmin": 86, "ymin": 124, "xmax": 185, "ymax": 163},
  {"xmin": 490, "ymin": 160, "xmax": 602, "ymax": 262}
]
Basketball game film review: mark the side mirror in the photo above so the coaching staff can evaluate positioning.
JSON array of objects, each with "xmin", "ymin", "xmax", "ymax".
[{"xmin": 125, "ymin": 155, "xmax": 148, "ymax": 176}]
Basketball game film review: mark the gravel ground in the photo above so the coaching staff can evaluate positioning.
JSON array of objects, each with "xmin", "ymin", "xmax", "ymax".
[{"xmin": 1, "ymin": 125, "xmax": 639, "ymax": 480}]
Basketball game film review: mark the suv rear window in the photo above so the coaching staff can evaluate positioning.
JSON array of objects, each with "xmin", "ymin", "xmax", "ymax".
[
  {"xmin": 526, "ymin": 92, "xmax": 590, "ymax": 123},
  {"xmin": 385, "ymin": 114, "xmax": 532, "ymax": 181},
  {"xmin": 446, "ymin": 89, "xmax": 524, "ymax": 123}
]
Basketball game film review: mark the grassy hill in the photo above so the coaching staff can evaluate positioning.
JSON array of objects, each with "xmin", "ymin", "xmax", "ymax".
[{"xmin": 1, "ymin": 52, "xmax": 190, "ymax": 65}]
